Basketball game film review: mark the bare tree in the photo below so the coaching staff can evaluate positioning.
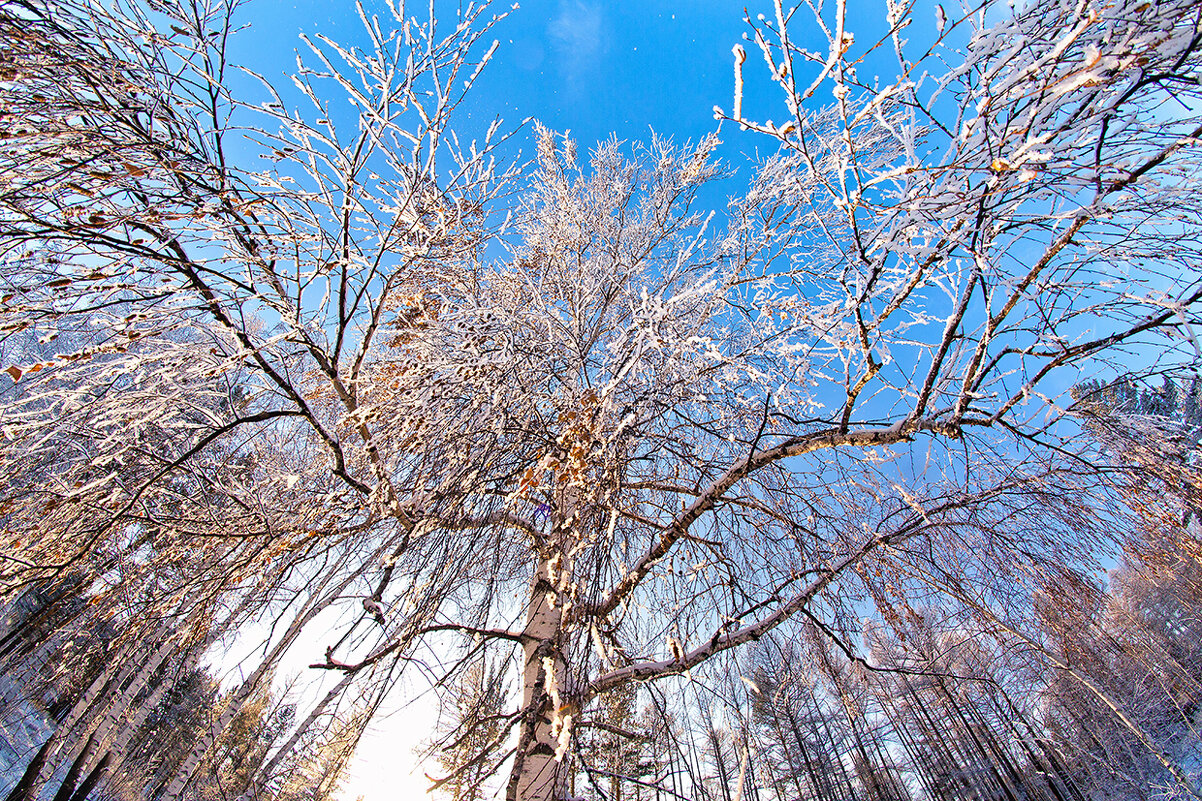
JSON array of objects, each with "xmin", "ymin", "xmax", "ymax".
[
  {"xmin": 1, "ymin": 0, "xmax": 1201, "ymax": 798},
  {"xmin": 0, "ymin": 0, "xmax": 512, "ymax": 793}
]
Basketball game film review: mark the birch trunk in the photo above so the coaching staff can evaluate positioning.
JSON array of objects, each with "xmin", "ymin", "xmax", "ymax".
[
  {"xmin": 508, "ymin": 557, "xmax": 570, "ymax": 801},
  {"xmin": 26, "ymin": 622, "xmax": 175, "ymax": 797},
  {"xmin": 508, "ymin": 490, "xmax": 580, "ymax": 801},
  {"xmin": 252, "ymin": 671, "xmax": 357, "ymax": 786},
  {"xmin": 98, "ymin": 644, "xmax": 201, "ymax": 783},
  {"xmin": 78, "ymin": 634, "xmax": 177, "ymax": 750}
]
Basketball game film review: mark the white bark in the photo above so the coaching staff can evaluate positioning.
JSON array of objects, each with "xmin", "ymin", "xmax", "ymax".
[
  {"xmin": 509, "ymin": 558, "xmax": 570, "ymax": 801},
  {"xmin": 509, "ymin": 488, "xmax": 582, "ymax": 801},
  {"xmin": 28, "ymin": 623, "xmax": 175, "ymax": 796},
  {"xmin": 100, "ymin": 644, "xmax": 201, "ymax": 783}
]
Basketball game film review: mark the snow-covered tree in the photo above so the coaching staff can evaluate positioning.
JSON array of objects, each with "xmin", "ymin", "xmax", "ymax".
[{"xmin": 1, "ymin": 0, "xmax": 1201, "ymax": 798}]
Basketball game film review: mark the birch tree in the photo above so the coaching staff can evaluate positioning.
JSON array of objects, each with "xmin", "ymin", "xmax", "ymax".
[
  {"xmin": 408, "ymin": 0, "xmax": 1197, "ymax": 788},
  {"xmin": 1, "ymin": 0, "xmax": 1201, "ymax": 798},
  {"xmin": 404, "ymin": 0, "xmax": 1202, "ymax": 795},
  {"xmin": 1, "ymin": 0, "xmax": 512, "ymax": 792}
]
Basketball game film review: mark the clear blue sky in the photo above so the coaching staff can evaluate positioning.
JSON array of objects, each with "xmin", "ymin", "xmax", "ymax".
[
  {"xmin": 461, "ymin": 0, "xmax": 758, "ymax": 146},
  {"xmin": 227, "ymin": 0, "xmax": 829, "ymax": 165}
]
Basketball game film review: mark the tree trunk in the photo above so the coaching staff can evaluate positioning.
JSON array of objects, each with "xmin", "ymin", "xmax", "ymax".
[
  {"xmin": 67, "ymin": 753, "xmax": 110, "ymax": 801},
  {"xmin": 508, "ymin": 557, "xmax": 571, "ymax": 801},
  {"xmin": 51, "ymin": 732, "xmax": 97, "ymax": 801},
  {"xmin": 5, "ymin": 738, "xmax": 53, "ymax": 801},
  {"xmin": 22, "ymin": 623, "xmax": 175, "ymax": 799},
  {"xmin": 508, "ymin": 487, "xmax": 583, "ymax": 801}
]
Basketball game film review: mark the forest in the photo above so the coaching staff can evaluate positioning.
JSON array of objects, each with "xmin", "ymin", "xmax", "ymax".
[{"xmin": 0, "ymin": 0, "xmax": 1201, "ymax": 798}]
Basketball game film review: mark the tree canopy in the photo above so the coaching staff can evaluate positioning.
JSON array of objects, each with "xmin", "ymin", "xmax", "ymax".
[{"xmin": 1, "ymin": 0, "xmax": 1201, "ymax": 798}]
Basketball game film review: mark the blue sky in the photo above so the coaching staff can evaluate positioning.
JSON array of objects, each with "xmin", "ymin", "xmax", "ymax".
[
  {"xmin": 465, "ymin": 0, "xmax": 752, "ymax": 145},
  {"xmin": 228, "ymin": 0, "xmax": 812, "ymax": 166}
]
